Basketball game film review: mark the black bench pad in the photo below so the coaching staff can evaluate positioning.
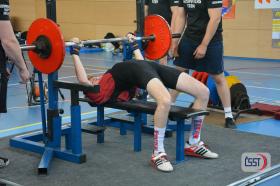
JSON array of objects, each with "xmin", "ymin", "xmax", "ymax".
[
  {"xmin": 53, "ymin": 81, "xmax": 100, "ymax": 93},
  {"xmin": 79, "ymin": 98, "xmax": 209, "ymax": 119}
]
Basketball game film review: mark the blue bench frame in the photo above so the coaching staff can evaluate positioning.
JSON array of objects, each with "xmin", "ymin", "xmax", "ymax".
[{"xmin": 79, "ymin": 98, "xmax": 209, "ymax": 163}]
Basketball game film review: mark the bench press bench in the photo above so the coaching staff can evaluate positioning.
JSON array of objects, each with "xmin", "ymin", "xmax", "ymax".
[
  {"xmin": 78, "ymin": 95, "xmax": 209, "ymax": 162},
  {"xmin": 54, "ymin": 80, "xmax": 210, "ymax": 162}
]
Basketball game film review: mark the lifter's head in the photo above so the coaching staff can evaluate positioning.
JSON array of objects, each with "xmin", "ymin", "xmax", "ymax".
[{"xmin": 88, "ymin": 75, "xmax": 102, "ymax": 85}]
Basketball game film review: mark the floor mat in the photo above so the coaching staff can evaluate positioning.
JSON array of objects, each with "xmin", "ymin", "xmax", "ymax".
[{"xmin": 0, "ymin": 124, "xmax": 279, "ymax": 186}]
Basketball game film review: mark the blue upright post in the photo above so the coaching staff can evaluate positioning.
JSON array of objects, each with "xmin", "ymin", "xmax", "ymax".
[
  {"xmin": 36, "ymin": 72, "xmax": 61, "ymax": 174},
  {"xmin": 120, "ymin": 121, "xmax": 127, "ymax": 136},
  {"xmin": 37, "ymin": 72, "xmax": 47, "ymax": 143},
  {"xmin": 176, "ymin": 119, "xmax": 185, "ymax": 163},
  {"xmin": 47, "ymin": 72, "xmax": 61, "ymax": 148},
  {"xmin": 97, "ymin": 106, "xmax": 105, "ymax": 143},
  {"xmin": 122, "ymin": 42, "xmax": 127, "ymax": 61},
  {"xmin": 134, "ymin": 113, "xmax": 142, "ymax": 152},
  {"xmin": 65, "ymin": 132, "xmax": 72, "ymax": 150},
  {"xmin": 71, "ymin": 105, "xmax": 82, "ymax": 154}
]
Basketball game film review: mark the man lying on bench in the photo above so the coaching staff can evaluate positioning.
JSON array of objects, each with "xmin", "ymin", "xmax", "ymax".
[{"xmin": 70, "ymin": 34, "xmax": 218, "ymax": 173}]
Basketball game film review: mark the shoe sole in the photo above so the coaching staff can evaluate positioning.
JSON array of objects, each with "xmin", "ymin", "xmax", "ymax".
[{"xmin": 185, "ymin": 151, "xmax": 218, "ymax": 159}]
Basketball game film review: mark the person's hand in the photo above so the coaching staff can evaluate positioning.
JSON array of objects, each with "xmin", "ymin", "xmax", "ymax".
[
  {"xmin": 193, "ymin": 44, "xmax": 207, "ymax": 59},
  {"xmin": 70, "ymin": 37, "xmax": 81, "ymax": 56},
  {"xmin": 126, "ymin": 32, "xmax": 139, "ymax": 51},
  {"xmin": 19, "ymin": 68, "xmax": 30, "ymax": 84},
  {"xmin": 126, "ymin": 32, "xmax": 137, "ymax": 43}
]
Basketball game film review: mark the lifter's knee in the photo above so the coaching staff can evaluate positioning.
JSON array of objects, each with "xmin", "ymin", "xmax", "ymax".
[
  {"xmin": 157, "ymin": 94, "xmax": 172, "ymax": 111},
  {"xmin": 195, "ymin": 86, "xmax": 210, "ymax": 108},
  {"xmin": 200, "ymin": 86, "xmax": 210, "ymax": 102}
]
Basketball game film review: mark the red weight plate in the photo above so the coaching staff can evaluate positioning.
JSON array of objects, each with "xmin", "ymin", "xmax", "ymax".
[
  {"xmin": 144, "ymin": 15, "xmax": 172, "ymax": 60},
  {"xmin": 26, "ymin": 18, "xmax": 65, "ymax": 74}
]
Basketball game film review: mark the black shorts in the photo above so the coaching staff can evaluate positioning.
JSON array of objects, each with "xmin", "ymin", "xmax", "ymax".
[
  {"xmin": 109, "ymin": 60, "xmax": 182, "ymax": 90},
  {"xmin": 174, "ymin": 37, "xmax": 224, "ymax": 75},
  {"xmin": 0, "ymin": 0, "xmax": 10, "ymax": 20}
]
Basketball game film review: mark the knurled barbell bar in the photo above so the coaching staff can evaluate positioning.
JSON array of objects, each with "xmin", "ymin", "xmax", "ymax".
[
  {"xmin": 21, "ymin": 33, "xmax": 181, "ymax": 52},
  {"xmin": 64, "ymin": 33, "xmax": 181, "ymax": 47},
  {"xmin": 20, "ymin": 15, "xmax": 181, "ymax": 74}
]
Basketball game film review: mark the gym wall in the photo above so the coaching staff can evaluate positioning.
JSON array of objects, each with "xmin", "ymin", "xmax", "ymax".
[
  {"xmin": 9, "ymin": 0, "xmax": 45, "ymax": 32},
  {"xmin": 9, "ymin": 0, "xmax": 280, "ymax": 60},
  {"xmin": 10, "ymin": 0, "xmax": 136, "ymax": 40},
  {"xmin": 223, "ymin": 0, "xmax": 279, "ymax": 59}
]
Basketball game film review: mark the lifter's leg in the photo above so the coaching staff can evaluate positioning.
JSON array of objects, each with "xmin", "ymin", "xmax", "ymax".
[
  {"xmin": 146, "ymin": 78, "xmax": 173, "ymax": 172},
  {"xmin": 175, "ymin": 73, "xmax": 218, "ymax": 158},
  {"xmin": 175, "ymin": 73, "xmax": 209, "ymax": 110},
  {"xmin": 170, "ymin": 66, "xmax": 188, "ymax": 103}
]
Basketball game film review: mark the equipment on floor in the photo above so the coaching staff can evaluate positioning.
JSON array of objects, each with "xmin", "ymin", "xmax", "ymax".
[
  {"xmin": 26, "ymin": 69, "xmax": 65, "ymax": 106},
  {"xmin": 191, "ymin": 71, "xmax": 256, "ymax": 120},
  {"xmin": 192, "ymin": 71, "xmax": 251, "ymax": 110},
  {"xmin": 251, "ymin": 102, "xmax": 280, "ymax": 120},
  {"xmin": 26, "ymin": 69, "xmax": 48, "ymax": 106},
  {"xmin": 207, "ymin": 74, "xmax": 251, "ymax": 111}
]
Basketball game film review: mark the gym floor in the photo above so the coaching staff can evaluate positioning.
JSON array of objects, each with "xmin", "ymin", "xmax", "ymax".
[{"xmin": 0, "ymin": 51, "xmax": 280, "ymax": 185}]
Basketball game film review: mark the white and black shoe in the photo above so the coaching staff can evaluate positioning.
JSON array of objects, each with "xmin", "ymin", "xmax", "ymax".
[
  {"xmin": 0, "ymin": 157, "xmax": 10, "ymax": 168},
  {"xmin": 184, "ymin": 141, "xmax": 218, "ymax": 159},
  {"xmin": 150, "ymin": 152, "xmax": 173, "ymax": 172}
]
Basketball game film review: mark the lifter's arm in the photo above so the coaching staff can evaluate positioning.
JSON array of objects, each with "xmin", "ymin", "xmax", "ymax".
[
  {"xmin": 72, "ymin": 55, "xmax": 91, "ymax": 85},
  {"xmin": 70, "ymin": 38, "xmax": 91, "ymax": 85},
  {"xmin": 133, "ymin": 49, "xmax": 144, "ymax": 60},
  {"xmin": 126, "ymin": 33, "xmax": 144, "ymax": 60}
]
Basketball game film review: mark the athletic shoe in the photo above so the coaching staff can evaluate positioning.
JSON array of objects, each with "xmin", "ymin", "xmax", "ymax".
[
  {"xmin": 184, "ymin": 141, "xmax": 219, "ymax": 159},
  {"xmin": 0, "ymin": 157, "xmax": 10, "ymax": 168},
  {"xmin": 225, "ymin": 117, "xmax": 237, "ymax": 129},
  {"xmin": 150, "ymin": 152, "xmax": 173, "ymax": 172}
]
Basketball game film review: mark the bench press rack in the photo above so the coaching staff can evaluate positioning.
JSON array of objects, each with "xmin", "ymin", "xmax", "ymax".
[{"xmin": 10, "ymin": 75, "xmax": 100, "ymax": 175}]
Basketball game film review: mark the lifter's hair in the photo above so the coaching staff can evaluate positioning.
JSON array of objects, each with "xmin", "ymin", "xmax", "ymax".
[{"xmin": 87, "ymin": 75, "xmax": 95, "ymax": 81}]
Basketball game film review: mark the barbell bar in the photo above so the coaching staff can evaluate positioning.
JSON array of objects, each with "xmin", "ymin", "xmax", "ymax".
[
  {"xmin": 21, "ymin": 45, "xmax": 37, "ymax": 51},
  {"xmin": 21, "ymin": 33, "xmax": 181, "ymax": 51},
  {"xmin": 21, "ymin": 15, "xmax": 181, "ymax": 74},
  {"xmin": 65, "ymin": 33, "xmax": 181, "ymax": 47}
]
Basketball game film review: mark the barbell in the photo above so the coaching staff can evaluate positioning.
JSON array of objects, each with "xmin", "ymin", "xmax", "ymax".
[{"xmin": 21, "ymin": 15, "xmax": 181, "ymax": 74}]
